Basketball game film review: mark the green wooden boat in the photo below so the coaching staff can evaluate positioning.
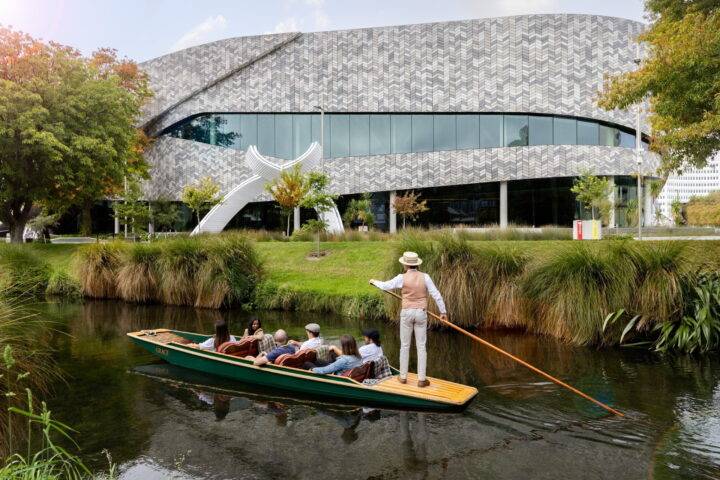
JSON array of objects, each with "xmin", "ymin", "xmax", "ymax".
[{"xmin": 128, "ymin": 329, "xmax": 478, "ymax": 411}]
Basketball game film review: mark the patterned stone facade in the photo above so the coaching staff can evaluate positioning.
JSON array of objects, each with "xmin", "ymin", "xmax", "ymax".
[{"xmin": 139, "ymin": 15, "xmax": 655, "ymax": 200}]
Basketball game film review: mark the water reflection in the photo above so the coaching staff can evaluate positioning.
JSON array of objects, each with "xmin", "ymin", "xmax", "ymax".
[{"xmin": 29, "ymin": 301, "xmax": 720, "ymax": 479}]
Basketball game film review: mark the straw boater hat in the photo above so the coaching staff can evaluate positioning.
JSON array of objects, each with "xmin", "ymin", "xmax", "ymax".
[{"xmin": 398, "ymin": 251, "xmax": 422, "ymax": 266}]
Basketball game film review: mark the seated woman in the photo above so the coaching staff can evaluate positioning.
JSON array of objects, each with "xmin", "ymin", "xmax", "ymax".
[
  {"xmin": 190, "ymin": 321, "xmax": 236, "ymax": 352},
  {"xmin": 242, "ymin": 316, "xmax": 264, "ymax": 339},
  {"xmin": 311, "ymin": 334, "xmax": 363, "ymax": 376}
]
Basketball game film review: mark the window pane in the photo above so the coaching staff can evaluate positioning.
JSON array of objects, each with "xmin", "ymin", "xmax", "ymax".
[
  {"xmin": 480, "ymin": 114, "xmax": 503, "ymax": 148},
  {"xmin": 599, "ymin": 125, "xmax": 619, "ymax": 146},
  {"xmin": 553, "ymin": 117, "xmax": 576, "ymax": 145},
  {"xmin": 619, "ymin": 131, "xmax": 635, "ymax": 148},
  {"xmin": 224, "ymin": 114, "xmax": 241, "ymax": 149},
  {"xmin": 293, "ymin": 114, "xmax": 312, "ymax": 158},
  {"xmin": 391, "ymin": 115, "xmax": 411, "ymax": 154},
  {"xmin": 240, "ymin": 114, "xmax": 258, "ymax": 150},
  {"xmin": 370, "ymin": 114, "xmax": 391, "ymax": 155},
  {"xmin": 412, "ymin": 114, "xmax": 433, "ymax": 152},
  {"xmin": 504, "ymin": 115, "xmax": 528, "ymax": 147},
  {"xmin": 457, "ymin": 115, "xmax": 480, "ymax": 149},
  {"xmin": 577, "ymin": 120, "xmax": 599, "ymax": 145},
  {"xmin": 310, "ymin": 114, "xmax": 330, "ymax": 157},
  {"xmin": 257, "ymin": 114, "xmax": 275, "ymax": 157},
  {"xmin": 529, "ymin": 116, "xmax": 553, "ymax": 146},
  {"xmin": 433, "ymin": 115, "xmax": 457, "ymax": 151},
  {"xmin": 275, "ymin": 114, "xmax": 293, "ymax": 159},
  {"xmin": 350, "ymin": 114, "xmax": 370, "ymax": 156},
  {"xmin": 330, "ymin": 114, "xmax": 350, "ymax": 158}
]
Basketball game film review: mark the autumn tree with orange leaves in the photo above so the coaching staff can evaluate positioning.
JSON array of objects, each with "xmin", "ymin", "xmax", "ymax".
[
  {"xmin": 0, "ymin": 27, "xmax": 152, "ymax": 242},
  {"xmin": 264, "ymin": 164, "xmax": 310, "ymax": 236}
]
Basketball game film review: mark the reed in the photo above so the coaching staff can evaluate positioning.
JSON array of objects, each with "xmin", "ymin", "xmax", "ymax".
[
  {"xmin": 473, "ymin": 244, "xmax": 529, "ymax": 328},
  {"xmin": 156, "ymin": 235, "xmax": 206, "ymax": 306},
  {"xmin": 117, "ymin": 242, "xmax": 162, "ymax": 303},
  {"xmin": 73, "ymin": 243, "xmax": 126, "ymax": 299},
  {"xmin": 195, "ymin": 234, "xmax": 263, "ymax": 308},
  {"xmin": 520, "ymin": 243, "xmax": 634, "ymax": 345}
]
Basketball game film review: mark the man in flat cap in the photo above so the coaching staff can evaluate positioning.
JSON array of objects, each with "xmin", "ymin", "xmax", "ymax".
[{"xmin": 289, "ymin": 323, "xmax": 323, "ymax": 351}]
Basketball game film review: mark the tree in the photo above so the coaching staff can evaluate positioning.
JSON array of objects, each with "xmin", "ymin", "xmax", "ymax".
[
  {"xmin": 181, "ymin": 176, "xmax": 222, "ymax": 227},
  {"xmin": 393, "ymin": 191, "xmax": 428, "ymax": 229},
  {"xmin": 0, "ymin": 27, "xmax": 151, "ymax": 243},
  {"xmin": 298, "ymin": 172, "xmax": 337, "ymax": 257},
  {"xmin": 264, "ymin": 164, "xmax": 309, "ymax": 237},
  {"xmin": 648, "ymin": 178, "xmax": 666, "ymax": 224},
  {"xmin": 26, "ymin": 211, "xmax": 59, "ymax": 243},
  {"xmin": 149, "ymin": 196, "xmax": 181, "ymax": 232},
  {"xmin": 571, "ymin": 172, "xmax": 613, "ymax": 221},
  {"xmin": 597, "ymin": 2, "xmax": 720, "ymax": 174},
  {"xmin": 342, "ymin": 193, "xmax": 376, "ymax": 230},
  {"xmin": 670, "ymin": 199, "xmax": 685, "ymax": 226},
  {"xmin": 113, "ymin": 180, "xmax": 150, "ymax": 239}
]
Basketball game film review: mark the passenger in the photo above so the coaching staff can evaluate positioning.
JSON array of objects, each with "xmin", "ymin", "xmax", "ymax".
[
  {"xmin": 359, "ymin": 328, "xmax": 384, "ymax": 363},
  {"xmin": 289, "ymin": 323, "xmax": 323, "ymax": 350},
  {"xmin": 243, "ymin": 316, "xmax": 264, "ymax": 339},
  {"xmin": 191, "ymin": 321, "xmax": 237, "ymax": 351},
  {"xmin": 252, "ymin": 330, "xmax": 296, "ymax": 366},
  {"xmin": 312, "ymin": 334, "xmax": 363, "ymax": 376}
]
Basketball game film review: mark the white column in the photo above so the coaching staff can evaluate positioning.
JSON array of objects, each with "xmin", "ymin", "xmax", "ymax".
[
  {"xmin": 293, "ymin": 207, "xmax": 300, "ymax": 232},
  {"xmin": 114, "ymin": 216, "xmax": 120, "ymax": 235},
  {"xmin": 607, "ymin": 176, "xmax": 615, "ymax": 228},
  {"xmin": 389, "ymin": 191, "xmax": 397, "ymax": 233},
  {"xmin": 499, "ymin": 181, "xmax": 508, "ymax": 228}
]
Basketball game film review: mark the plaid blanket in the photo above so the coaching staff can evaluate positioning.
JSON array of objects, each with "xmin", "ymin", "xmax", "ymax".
[
  {"xmin": 258, "ymin": 334, "xmax": 276, "ymax": 354},
  {"xmin": 314, "ymin": 345, "xmax": 332, "ymax": 362},
  {"xmin": 362, "ymin": 356, "xmax": 393, "ymax": 385}
]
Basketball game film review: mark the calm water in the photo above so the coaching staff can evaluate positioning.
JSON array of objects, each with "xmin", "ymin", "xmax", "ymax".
[{"xmin": 29, "ymin": 300, "xmax": 720, "ymax": 479}]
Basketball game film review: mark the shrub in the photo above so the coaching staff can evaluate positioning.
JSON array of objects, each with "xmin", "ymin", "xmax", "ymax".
[
  {"xmin": 156, "ymin": 235, "xmax": 207, "ymax": 306},
  {"xmin": 73, "ymin": 243, "xmax": 126, "ymax": 298},
  {"xmin": 45, "ymin": 271, "xmax": 82, "ymax": 298}
]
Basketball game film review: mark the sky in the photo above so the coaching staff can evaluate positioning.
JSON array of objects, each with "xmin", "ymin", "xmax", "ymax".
[{"xmin": 0, "ymin": 0, "xmax": 648, "ymax": 63}]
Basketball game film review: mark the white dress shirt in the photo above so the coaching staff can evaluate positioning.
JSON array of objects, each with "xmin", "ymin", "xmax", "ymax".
[
  {"xmin": 372, "ymin": 272, "xmax": 447, "ymax": 314},
  {"xmin": 359, "ymin": 343, "xmax": 384, "ymax": 363},
  {"xmin": 198, "ymin": 335, "xmax": 237, "ymax": 351},
  {"xmin": 299, "ymin": 336, "xmax": 323, "ymax": 350}
]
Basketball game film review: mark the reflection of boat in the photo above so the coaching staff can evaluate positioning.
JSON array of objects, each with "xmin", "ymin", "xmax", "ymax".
[{"xmin": 128, "ymin": 329, "xmax": 478, "ymax": 411}]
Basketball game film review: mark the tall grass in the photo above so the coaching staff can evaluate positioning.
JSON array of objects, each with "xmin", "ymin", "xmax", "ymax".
[
  {"xmin": 75, "ymin": 233, "xmax": 264, "ymax": 309},
  {"xmin": 520, "ymin": 243, "xmax": 635, "ymax": 345},
  {"xmin": 474, "ymin": 245, "xmax": 528, "ymax": 328},
  {"xmin": 0, "ymin": 246, "xmax": 51, "ymax": 296},
  {"xmin": 117, "ymin": 243, "xmax": 162, "ymax": 303},
  {"xmin": 74, "ymin": 243, "xmax": 126, "ymax": 299}
]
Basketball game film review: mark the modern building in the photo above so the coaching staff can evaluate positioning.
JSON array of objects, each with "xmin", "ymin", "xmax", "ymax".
[
  {"xmin": 138, "ymin": 14, "xmax": 659, "ymax": 232},
  {"xmin": 656, "ymin": 156, "xmax": 720, "ymax": 222}
]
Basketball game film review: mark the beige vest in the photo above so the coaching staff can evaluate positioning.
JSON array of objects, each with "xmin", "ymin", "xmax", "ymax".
[{"xmin": 401, "ymin": 269, "xmax": 428, "ymax": 309}]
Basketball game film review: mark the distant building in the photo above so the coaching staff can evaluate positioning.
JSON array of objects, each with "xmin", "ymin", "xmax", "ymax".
[
  {"xmin": 657, "ymin": 156, "xmax": 720, "ymax": 222},
  {"xmin": 137, "ymin": 14, "xmax": 658, "ymax": 232}
]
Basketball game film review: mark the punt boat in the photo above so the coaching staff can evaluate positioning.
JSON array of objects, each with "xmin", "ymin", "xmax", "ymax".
[{"xmin": 127, "ymin": 328, "xmax": 478, "ymax": 411}]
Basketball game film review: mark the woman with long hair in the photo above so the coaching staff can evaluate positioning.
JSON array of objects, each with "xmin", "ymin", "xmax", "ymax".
[
  {"xmin": 192, "ymin": 321, "xmax": 236, "ymax": 351},
  {"xmin": 311, "ymin": 334, "xmax": 363, "ymax": 376},
  {"xmin": 243, "ymin": 316, "xmax": 264, "ymax": 339}
]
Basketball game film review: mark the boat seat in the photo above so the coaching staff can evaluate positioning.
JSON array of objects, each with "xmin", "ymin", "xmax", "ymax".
[
  {"xmin": 275, "ymin": 349, "xmax": 317, "ymax": 368},
  {"xmin": 342, "ymin": 362, "xmax": 374, "ymax": 382},
  {"xmin": 217, "ymin": 338, "xmax": 259, "ymax": 357}
]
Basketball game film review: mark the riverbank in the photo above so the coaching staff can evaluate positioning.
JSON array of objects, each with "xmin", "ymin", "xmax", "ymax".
[{"xmin": 4, "ymin": 237, "xmax": 720, "ymax": 349}]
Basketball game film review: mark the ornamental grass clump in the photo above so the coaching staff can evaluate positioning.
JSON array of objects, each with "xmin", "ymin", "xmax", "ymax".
[
  {"xmin": 195, "ymin": 234, "xmax": 263, "ymax": 308},
  {"xmin": 117, "ymin": 242, "xmax": 162, "ymax": 303},
  {"xmin": 0, "ymin": 246, "xmax": 51, "ymax": 297},
  {"xmin": 156, "ymin": 235, "xmax": 206, "ymax": 306},
  {"xmin": 74, "ymin": 242, "xmax": 126, "ymax": 298},
  {"xmin": 520, "ymin": 243, "xmax": 634, "ymax": 345},
  {"xmin": 474, "ymin": 245, "xmax": 528, "ymax": 329}
]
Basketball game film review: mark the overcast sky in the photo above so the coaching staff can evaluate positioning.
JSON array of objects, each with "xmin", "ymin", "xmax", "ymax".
[{"xmin": 0, "ymin": 0, "xmax": 648, "ymax": 62}]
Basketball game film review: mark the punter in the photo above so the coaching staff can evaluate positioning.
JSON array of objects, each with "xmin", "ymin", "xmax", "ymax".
[{"xmin": 369, "ymin": 251, "xmax": 447, "ymax": 387}]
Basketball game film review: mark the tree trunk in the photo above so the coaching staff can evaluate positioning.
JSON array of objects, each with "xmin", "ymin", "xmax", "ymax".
[
  {"xmin": 5, "ymin": 199, "xmax": 33, "ymax": 245},
  {"xmin": 317, "ymin": 232, "xmax": 320, "ymax": 257},
  {"xmin": 403, "ymin": 216, "xmax": 406, "ymax": 229},
  {"xmin": 80, "ymin": 201, "xmax": 93, "ymax": 236},
  {"xmin": 287, "ymin": 213, "xmax": 291, "ymax": 237}
]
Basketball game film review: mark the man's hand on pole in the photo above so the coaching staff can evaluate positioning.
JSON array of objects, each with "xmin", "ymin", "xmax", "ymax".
[{"xmin": 439, "ymin": 314, "xmax": 448, "ymax": 322}]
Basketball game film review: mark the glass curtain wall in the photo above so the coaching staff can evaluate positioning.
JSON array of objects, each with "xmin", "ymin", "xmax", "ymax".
[
  {"xmin": 163, "ymin": 113, "xmax": 649, "ymax": 160},
  {"xmin": 400, "ymin": 183, "xmax": 500, "ymax": 228},
  {"xmin": 508, "ymin": 178, "xmax": 576, "ymax": 226}
]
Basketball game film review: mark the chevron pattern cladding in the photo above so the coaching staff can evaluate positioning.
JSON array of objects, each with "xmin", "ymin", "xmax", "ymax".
[
  {"xmin": 140, "ymin": 15, "xmax": 656, "ymax": 200},
  {"xmin": 145, "ymin": 136, "xmax": 658, "ymax": 200}
]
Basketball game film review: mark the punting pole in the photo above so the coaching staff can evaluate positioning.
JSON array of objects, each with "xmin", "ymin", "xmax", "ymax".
[{"xmin": 375, "ymin": 286, "xmax": 627, "ymax": 418}]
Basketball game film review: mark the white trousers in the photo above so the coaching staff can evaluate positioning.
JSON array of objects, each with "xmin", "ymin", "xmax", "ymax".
[{"xmin": 399, "ymin": 308, "xmax": 427, "ymax": 381}]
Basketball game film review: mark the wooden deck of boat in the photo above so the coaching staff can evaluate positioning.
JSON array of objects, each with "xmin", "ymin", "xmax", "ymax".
[{"xmin": 372, "ymin": 373, "xmax": 478, "ymax": 406}]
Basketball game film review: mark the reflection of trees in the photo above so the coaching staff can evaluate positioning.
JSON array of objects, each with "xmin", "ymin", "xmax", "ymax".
[
  {"xmin": 507, "ymin": 125, "xmax": 529, "ymax": 147},
  {"xmin": 169, "ymin": 114, "xmax": 238, "ymax": 148}
]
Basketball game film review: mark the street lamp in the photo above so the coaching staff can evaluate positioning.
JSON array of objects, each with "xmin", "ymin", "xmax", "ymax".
[
  {"xmin": 313, "ymin": 105, "xmax": 325, "ymax": 173},
  {"xmin": 634, "ymin": 42, "xmax": 644, "ymax": 240}
]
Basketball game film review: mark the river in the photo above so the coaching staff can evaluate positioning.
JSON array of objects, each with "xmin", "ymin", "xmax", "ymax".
[{"xmin": 31, "ymin": 300, "xmax": 720, "ymax": 479}]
